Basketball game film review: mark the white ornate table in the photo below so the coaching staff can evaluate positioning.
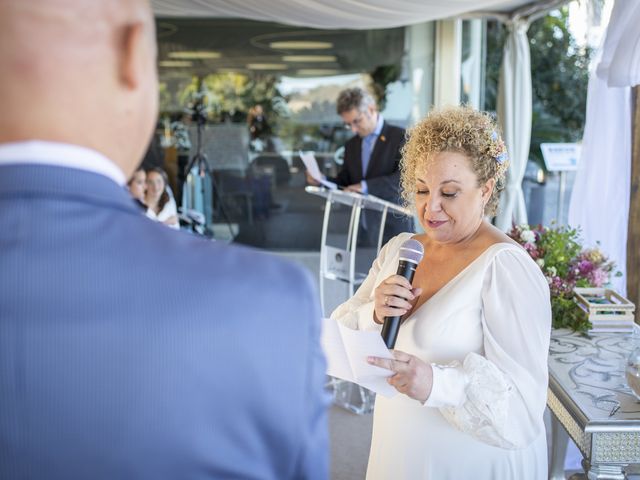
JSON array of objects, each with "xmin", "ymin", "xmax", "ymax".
[{"xmin": 548, "ymin": 328, "xmax": 640, "ymax": 479}]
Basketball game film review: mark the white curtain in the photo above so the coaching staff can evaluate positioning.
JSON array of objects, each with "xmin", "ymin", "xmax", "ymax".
[
  {"xmin": 567, "ymin": 0, "xmax": 639, "ymax": 296},
  {"xmin": 596, "ymin": 0, "xmax": 640, "ymax": 88},
  {"xmin": 152, "ymin": 0, "xmax": 536, "ymax": 29},
  {"xmin": 495, "ymin": 19, "xmax": 532, "ymax": 231}
]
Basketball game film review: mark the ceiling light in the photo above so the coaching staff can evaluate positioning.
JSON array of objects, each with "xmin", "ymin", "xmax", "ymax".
[
  {"xmin": 282, "ymin": 55, "xmax": 337, "ymax": 62},
  {"xmin": 296, "ymin": 69, "xmax": 341, "ymax": 76},
  {"xmin": 159, "ymin": 60, "xmax": 193, "ymax": 67},
  {"xmin": 168, "ymin": 51, "xmax": 221, "ymax": 60},
  {"xmin": 269, "ymin": 41, "xmax": 333, "ymax": 50},
  {"xmin": 246, "ymin": 63, "xmax": 288, "ymax": 70}
]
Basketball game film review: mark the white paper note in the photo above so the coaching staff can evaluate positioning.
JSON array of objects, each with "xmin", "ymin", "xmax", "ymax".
[
  {"xmin": 299, "ymin": 151, "xmax": 337, "ymax": 190},
  {"xmin": 321, "ymin": 317, "xmax": 397, "ymax": 398}
]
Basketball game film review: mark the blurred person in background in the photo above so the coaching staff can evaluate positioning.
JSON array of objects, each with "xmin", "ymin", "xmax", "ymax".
[
  {"xmin": 145, "ymin": 166, "xmax": 179, "ymax": 229},
  {"xmin": 127, "ymin": 166, "xmax": 147, "ymax": 209}
]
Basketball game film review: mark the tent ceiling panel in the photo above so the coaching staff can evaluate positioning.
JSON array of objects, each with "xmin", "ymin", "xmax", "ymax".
[
  {"xmin": 152, "ymin": 0, "xmax": 545, "ymax": 29},
  {"xmin": 156, "ymin": 18, "xmax": 405, "ymax": 78}
]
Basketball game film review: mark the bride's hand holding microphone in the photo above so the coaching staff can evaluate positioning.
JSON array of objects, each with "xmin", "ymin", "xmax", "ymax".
[
  {"xmin": 373, "ymin": 275, "xmax": 420, "ymax": 325},
  {"xmin": 369, "ymin": 276, "xmax": 433, "ymax": 403}
]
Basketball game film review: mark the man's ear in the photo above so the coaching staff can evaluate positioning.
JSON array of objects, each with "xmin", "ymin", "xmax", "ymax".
[{"xmin": 119, "ymin": 22, "xmax": 146, "ymax": 89}]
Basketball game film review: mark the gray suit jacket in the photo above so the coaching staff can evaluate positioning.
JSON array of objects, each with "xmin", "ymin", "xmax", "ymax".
[{"xmin": 0, "ymin": 164, "xmax": 329, "ymax": 479}]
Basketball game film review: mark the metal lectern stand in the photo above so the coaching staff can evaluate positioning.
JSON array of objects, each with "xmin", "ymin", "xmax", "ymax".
[{"xmin": 306, "ymin": 186, "xmax": 412, "ymax": 414}]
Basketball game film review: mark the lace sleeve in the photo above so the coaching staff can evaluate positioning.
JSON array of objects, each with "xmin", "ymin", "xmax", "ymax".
[
  {"xmin": 425, "ymin": 247, "xmax": 551, "ymax": 449},
  {"xmin": 437, "ymin": 353, "xmax": 515, "ymax": 448}
]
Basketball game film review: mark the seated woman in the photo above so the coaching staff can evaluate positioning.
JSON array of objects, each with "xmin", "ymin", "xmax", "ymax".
[
  {"xmin": 331, "ymin": 106, "xmax": 551, "ymax": 480},
  {"xmin": 145, "ymin": 167, "xmax": 179, "ymax": 229},
  {"xmin": 127, "ymin": 167, "xmax": 147, "ymax": 210}
]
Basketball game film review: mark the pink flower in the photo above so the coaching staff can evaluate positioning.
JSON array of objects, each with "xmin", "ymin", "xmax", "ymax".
[
  {"xmin": 523, "ymin": 242, "xmax": 539, "ymax": 259},
  {"xmin": 589, "ymin": 268, "xmax": 608, "ymax": 287}
]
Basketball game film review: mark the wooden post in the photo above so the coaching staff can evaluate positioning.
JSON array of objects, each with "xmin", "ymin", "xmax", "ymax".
[{"xmin": 628, "ymin": 86, "xmax": 640, "ymax": 321}]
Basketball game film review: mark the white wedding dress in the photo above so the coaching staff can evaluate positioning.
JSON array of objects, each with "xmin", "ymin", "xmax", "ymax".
[{"xmin": 331, "ymin": 233, "xmax": 551, "ymax": 480}]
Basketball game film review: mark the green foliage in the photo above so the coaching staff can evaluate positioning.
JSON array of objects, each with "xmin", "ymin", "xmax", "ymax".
[
  {"xmin": 535, "ymin": 225, "xmax": 582, "ymax": 278},
  {"xmin": 509, "ymin": 224, "xmax": 617, "ymax": 334},
  {"xmin": 164, "ymin": 73, "xmax": 282, "ymax": 126},
  {"xmin": 484, "ymin": 7, "xmax": 591, "ymax": 169},
  {"xmin": 537, "ymin": 225, "xmax": 593, "ymax": 332},
  {"xmin": 369, "ymin": 64, "xmax": 401, "ymax": 110},
  {"xmin": 551, "ymin": 295, "xmax": 590, "ymax": 332},
  {"xmin": 203, "ymin": 72, "xmax": 281, "ymax": 122}
]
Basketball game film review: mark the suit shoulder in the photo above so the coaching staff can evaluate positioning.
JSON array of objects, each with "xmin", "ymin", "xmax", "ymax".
[
  {"xmin": 185, "ymin": 237, "xmax": 314, "ymax": 293},
  {"xmin": 383, "ymin": 123, "xmax": 405, "ymax": 138},
  {"xmin": 344, "ymin": 134, "xmax": 360, "ymax": 148}
]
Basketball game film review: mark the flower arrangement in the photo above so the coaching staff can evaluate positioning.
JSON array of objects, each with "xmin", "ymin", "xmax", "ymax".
[{"xmin": 508, "ymin": 223, "xmax": 619, "ymax": 333}]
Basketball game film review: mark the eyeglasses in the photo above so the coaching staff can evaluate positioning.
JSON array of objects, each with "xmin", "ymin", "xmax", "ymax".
[{"xmin": 343, "ymin": 113, "xmax": 365, "ymax": 129}]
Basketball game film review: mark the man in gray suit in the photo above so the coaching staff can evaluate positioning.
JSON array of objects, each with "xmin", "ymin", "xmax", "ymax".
[{"xmin": 0, "ymin": 1, "xmax": 329, "ymax": 479}]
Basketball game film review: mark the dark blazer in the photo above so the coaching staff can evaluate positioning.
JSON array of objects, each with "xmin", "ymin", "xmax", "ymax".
[
  {"xmin": 330, "ymin": 121, "xmax": 413, "ymax": 239},
  {"xmin": 0, "ymin": 164, "xmax": 329, "ymax": 480}
]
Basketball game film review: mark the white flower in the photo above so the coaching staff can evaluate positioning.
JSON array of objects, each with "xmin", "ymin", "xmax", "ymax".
[
  {"xmin": 548, "ymin": 266, "xmax": 557, "ymax": 277},
  {"xmin": 536, "ymin": 258, "xmax": 545, "ymax": 268},
  {"xmin": 521, "ymin": 230, "xmax": 535, "ymax": 243}
]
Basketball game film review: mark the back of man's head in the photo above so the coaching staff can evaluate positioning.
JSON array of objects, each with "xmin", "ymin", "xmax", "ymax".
[
  {"xmin": 336, "ymin": 87, "xmax": 376, "ymax": 115},
  {"xmin": 0, "ymin": 0, "xmax": 158, "ymax": 177}
]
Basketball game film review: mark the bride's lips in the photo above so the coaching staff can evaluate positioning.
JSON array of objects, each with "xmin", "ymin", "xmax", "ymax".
[{"xmin": 426, "ymin": 219, "xmax": 447, "ymax": 228}]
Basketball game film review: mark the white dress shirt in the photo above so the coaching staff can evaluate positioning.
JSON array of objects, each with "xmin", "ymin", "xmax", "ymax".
[{"xmin": 0, "ymin": 140, "xmax": 126, "ymax": 186}]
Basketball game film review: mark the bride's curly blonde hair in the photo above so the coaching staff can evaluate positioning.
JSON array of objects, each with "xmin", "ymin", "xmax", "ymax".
[{"xmin": 400, "ymin": 105, "xmax": 509, "ymax": 216}]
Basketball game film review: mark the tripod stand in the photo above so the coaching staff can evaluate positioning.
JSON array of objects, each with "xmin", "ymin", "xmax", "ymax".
[{"xmin": 183, "ymin": 116, "xmax": 235, "ymax": 240}]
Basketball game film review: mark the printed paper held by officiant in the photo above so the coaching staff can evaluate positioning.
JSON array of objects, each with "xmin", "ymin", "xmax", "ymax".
[{"xmin": 299, "ymin": 150, "xmax": 337, "ymax": 190}]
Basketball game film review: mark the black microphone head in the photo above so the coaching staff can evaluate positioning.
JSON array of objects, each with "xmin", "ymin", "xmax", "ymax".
[{"xmin": 399, "ymin": 238, "xmax": 424, "ymax": 265}]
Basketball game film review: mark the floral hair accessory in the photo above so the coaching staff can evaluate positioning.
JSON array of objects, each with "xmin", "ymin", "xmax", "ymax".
[{"xmin": 489, "ymin": 130, "xmax": 508, "ymax": 165}]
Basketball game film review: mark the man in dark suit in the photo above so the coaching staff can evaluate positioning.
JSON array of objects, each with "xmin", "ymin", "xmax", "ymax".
[
  {"xmin": 308, "ymin": 88, "xmax": 413, "ymax": 244},
  {"xmin": 0, "ymin": 1, "xmax": 328, "ymax": 479}
]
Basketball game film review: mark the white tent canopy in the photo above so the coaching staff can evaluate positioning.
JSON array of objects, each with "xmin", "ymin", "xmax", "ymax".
[
  {"xmin": 568, "ymin": 0, "xmax": 640, "ymax": 295},
  {"xmin": 152, "ymin": 0, "xmax": 539, "ymax": 28}
]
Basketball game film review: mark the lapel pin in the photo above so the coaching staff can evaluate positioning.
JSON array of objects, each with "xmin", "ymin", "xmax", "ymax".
[{"xmin": 380, "ymin": 135, "xmax": 386, "ymax": 142}]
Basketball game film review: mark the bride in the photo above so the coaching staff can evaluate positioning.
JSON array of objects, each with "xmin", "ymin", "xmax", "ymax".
[{"xmin": 331, "ymin": 105, "xmax": 551, "ymax": 480}]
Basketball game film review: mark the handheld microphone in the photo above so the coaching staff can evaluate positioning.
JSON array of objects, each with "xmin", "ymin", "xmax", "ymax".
[{"xmin": 381, "ymin": 239, "xmax": 424, "ymax": 349}]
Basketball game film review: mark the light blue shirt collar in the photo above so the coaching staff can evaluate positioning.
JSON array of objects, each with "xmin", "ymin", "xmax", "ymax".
[{"xmin": 371, "ymin": 114, "xmax": 384, "ymax": 138}]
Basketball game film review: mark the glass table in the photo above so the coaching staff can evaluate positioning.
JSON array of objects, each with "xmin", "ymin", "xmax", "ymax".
[{"xmin": 548, "ymin": 328, "xmax": 640, "ymax": 479}]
